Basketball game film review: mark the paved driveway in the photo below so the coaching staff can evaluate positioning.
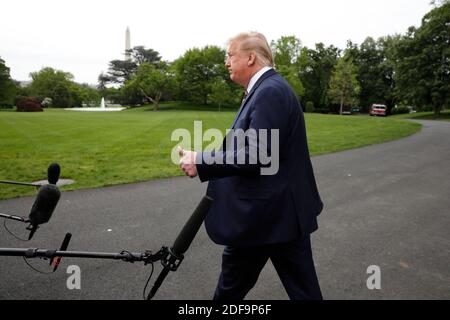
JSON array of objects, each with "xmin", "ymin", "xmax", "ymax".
[{"xmin": 0, "ymin": 120, "xmax": 449, "ymax": 300}]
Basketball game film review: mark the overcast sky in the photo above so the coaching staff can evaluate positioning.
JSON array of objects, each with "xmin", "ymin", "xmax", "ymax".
[{"xmin": 1, "ymin": 0, "xmax": 432, "ymax": 84}]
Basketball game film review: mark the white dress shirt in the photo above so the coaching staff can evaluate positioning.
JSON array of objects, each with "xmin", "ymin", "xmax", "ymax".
[{"xmin": 246, "ymin": 66, "xmax": 272, "ymax": 94}]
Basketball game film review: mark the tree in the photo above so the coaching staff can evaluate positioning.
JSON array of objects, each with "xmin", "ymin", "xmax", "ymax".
[
  {"xmin": 97, "ymin": 72, "xmax": 111, "ymax": 92},
  {"xmin": 28, "ymin": 67, "xmax": 101, "ymax": 108},
  {"xmin": 14, "ymin": 82, "xmax": 31, "ymax": 106},
  {"xmin": 377, "ymin": 35, "xmax": 401, "ymax": 113},
  {"xmin": 52, "ymin": 83, "xmax": 73, "ymax": 108},
  {"xmin": 271, "ymin": 36, "xmax": 302, "ymax": 66},
  {"xmin": 71, "ymin": 83, "xmax": 101, "ymax": 108},
  {"xmin": 271, "ymin": 36, "xmax": 305, "ymax": 98},
  {"xmin": 29, "ymin": 67, "xmax": 75, "ymax": 107},
  {"xmin": 346, "ymin": 37, "xmax": 398, "ymax": 113},
  {"xmin": 209, "ymin": 77, "xmax": 234, "ymax": 111},
  {"xmin": 328, "ymin": 54, "xmax": 360, "ymax": 115},
  {"xmin": 277, "ymin": 65, "xmax": 305, "ymax": 98},
  {"xmin": 123, "ymin": 62, "xmax": 172, "ymax": 111},
  {"xmin": 128, "ymin": 46, "xmax": 161, "ymax": 65},
  {"xmin": 0, "ymin": 57, "xmax": 16, "ymax": 108},
  {"xmin": 394, "ymin": 3, "xmax": 450, "ymax": 115},
  {"xmin": 430, "ymin": 0, "xmax": 449, "ymax": 7},
  {"xmin": 305, "ymin": 101, "xmax": 315, "ymax": 113},
  {"xmin": 172, "ymin": 46, "xmax": 229, "ymax": 105},
  {"xmin": 299, "ymin": 43, "xmax": 340, "ymax": 111},
  {"xmin": 104, "ymin": 60, "xmax": 137, "ymax": 84},
  {"xmin": 102, "ymin": 46, "xmax": 162, "ymax": 86},
  {"xmin": 102, "ymin": 87, "xmax": 122, "ymax": 105}
]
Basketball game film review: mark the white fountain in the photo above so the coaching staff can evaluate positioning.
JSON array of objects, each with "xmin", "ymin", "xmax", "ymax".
[
  {"xmin": 100, "ymin": 97, "xmax": 106, "ymax": 109},
  {"xmin": 65, "ymin": 97, "xmax": 125, "ymax": 112}
]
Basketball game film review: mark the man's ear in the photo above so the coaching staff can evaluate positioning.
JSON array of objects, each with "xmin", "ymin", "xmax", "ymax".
[{"xmin": 248, "ymin": 52, "xmax": 256, "ymax": 66}]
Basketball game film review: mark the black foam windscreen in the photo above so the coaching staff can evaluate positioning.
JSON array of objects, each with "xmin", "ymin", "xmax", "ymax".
[
  {"xmin": 47, "ymin": 163, "xmax": 60, "ymax": 185},
  {"xmin": 147, "ymin": 196, "xmax": 214, "ymax": 300},
  {"xmin": 28, "ymin": 184, "xmax": 61, "ymax": 226},
  {"xmin": 171, "ymin": 196, "xmax": 213, "ymax": 256}
]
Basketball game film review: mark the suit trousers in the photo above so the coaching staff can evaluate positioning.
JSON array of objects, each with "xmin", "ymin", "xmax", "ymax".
[{"xmin": 213, "ymin": 234, "xmax": 323, "ymax": 300}]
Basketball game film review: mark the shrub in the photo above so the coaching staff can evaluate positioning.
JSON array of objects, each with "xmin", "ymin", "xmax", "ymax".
[
  {"xmin": 390, "ymin": 106, "xmax": 410, "ymax": 115},
  {"xmin": 313, "ymin": 108, "xmax": 329, "ymax": 114},
  {"xmin": 305, "ymin": 101, "xmax": 315, "ymax": 113},
  {"xmin": 41, "ymin": 97, "xmax": 53, "ymax": 108},
  {"xmin": 16, "ymin": 97, "xmax": 43, "ymax": 112}
]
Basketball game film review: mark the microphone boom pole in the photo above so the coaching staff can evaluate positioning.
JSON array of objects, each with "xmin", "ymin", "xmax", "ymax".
[
  {"xmin": 0, "ymin": 212, "xmax": 30, "ymax": 223},
  {"xmin": 0, "ymin": 196, "xmax": 213, "ymax": 299},
  {"xmin": 0, "ymin": 162, "xmax": 61, "ymax": 188},
  {"xmin": 0, "ymin": 247, "xmax": 148, "ymax": 261},
  {"xmin": 0, "ymin": 180, "xmax": 41, "ymax": 188}
]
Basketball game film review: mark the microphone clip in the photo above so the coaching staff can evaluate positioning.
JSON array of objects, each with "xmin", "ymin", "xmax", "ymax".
[
  {"xmin": 141, "ymin": 246, "xmax": 184, "ymax": 271},
  {"xmin": 142, "ymin": 247, "xmax": 168, "ymax": 265},
  {"xmin": 162, "ymin": 247, "xmax": 184, "ymax": 272}
]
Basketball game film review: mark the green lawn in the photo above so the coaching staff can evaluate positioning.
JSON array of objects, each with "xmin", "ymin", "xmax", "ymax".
[
  {"xmin": 0, "ymin": 104, "xmax": 421, "ymax": 200},
  {"xmin": 391, "ymin": 110, "xmax": 450, "ymax": 122}
]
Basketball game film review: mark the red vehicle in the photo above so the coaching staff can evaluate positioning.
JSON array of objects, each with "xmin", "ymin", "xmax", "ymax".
[{"xmin": 370, "ymin": 104, "xmax": 387, "ymax": 116}]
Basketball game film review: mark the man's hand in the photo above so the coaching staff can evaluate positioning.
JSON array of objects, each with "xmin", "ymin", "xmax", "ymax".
[{"xmin": 178, "ymin": 146, "xmax": 198, "ymax": 178}]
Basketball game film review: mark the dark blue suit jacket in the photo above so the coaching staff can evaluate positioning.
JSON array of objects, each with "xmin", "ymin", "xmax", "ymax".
[{"xmin": 197, "ymin": 69, "xmax": 323, "ymax": 246}]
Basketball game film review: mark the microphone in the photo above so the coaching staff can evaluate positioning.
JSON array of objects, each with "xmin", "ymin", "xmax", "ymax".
[
  {"xmin": 50, "ymin": 233, "xmax": 72, "ymax": 271},
  {"xmin": 47, "ymin": 163, "xmax": 60, "ymax": 185},
  {"xmin": 147, "ymin": 196, "xmax": 213, "ymax": 299},
  {"xmin": 171, "ymin": 196, "xmax": 214, "ymax": 256},
  {"xmin": 27, "ymin": 184, "xmax": 61, "ymax": 240}
]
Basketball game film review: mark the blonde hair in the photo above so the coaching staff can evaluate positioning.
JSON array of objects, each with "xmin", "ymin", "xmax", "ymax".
[{"xmin": 229, "ymin": 32, "xmax": 274, "ymax": 67}]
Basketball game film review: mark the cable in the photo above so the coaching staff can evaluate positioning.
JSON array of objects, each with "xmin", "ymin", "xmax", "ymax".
[
  {"xmin": 3, "ymin": 219, "xmax": 29, "ymax": 242},
  {"xmin": 142, "ymin": 261, "xmax": 155, "ymax": 300},
  {"xmin": 3, "ymin": 220, "xmax": 54, "ymax": 274},
  {"xmin": 22, "ymin": 257, "xmax": 54, "ymax": 274}
]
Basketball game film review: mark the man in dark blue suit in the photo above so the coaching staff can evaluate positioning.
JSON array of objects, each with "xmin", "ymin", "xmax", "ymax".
[{"xmin": 179, "ymin": 32, "xmax": 323, "ymax": 300}]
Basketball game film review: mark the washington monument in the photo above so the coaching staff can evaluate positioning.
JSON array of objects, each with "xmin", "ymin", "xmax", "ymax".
[{"xmin": 125, "ymin": 26, "xmax": 131, "ymax": 60}]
